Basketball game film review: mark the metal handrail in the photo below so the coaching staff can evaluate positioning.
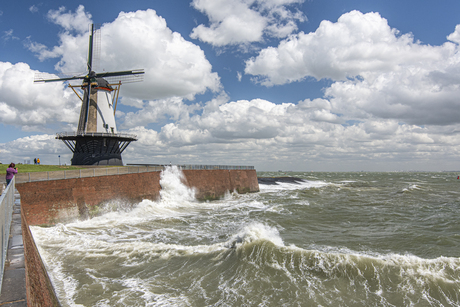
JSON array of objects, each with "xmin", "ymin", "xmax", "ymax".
[
  {"xmin": 56, "ymin": 131, "xmax": 137, "ymax": 139},
  {"xmin": 0, "ymin": 177, "xmax": 15, "ymax": 294},
  {"xmin": 127, "ymin": 164, "xmax": 255, "ymax": 170}
]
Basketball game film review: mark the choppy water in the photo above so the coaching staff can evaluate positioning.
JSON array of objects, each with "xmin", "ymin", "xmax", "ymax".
[{"xmin": 31, "ymin": 168, "xmax": 460, "ymax": 306}]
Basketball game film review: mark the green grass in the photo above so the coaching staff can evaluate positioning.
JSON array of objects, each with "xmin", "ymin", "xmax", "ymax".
[{"xmin": 0, "ymin": 164, "xmax": 87, "ymax": 173}]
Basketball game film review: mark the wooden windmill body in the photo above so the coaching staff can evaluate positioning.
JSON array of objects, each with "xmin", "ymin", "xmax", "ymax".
[{"xmin": 35, "ymin": 24, "xmax": 144, "ymax": 165}]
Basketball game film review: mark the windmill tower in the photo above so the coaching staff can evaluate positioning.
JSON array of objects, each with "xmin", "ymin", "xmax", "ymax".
[{"xmin": 35, "ymin": 24, "xmax": 144, "ymax": 166}]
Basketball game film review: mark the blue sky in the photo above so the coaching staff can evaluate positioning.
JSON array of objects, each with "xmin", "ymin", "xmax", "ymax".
[{"xmin": 1, "ymin": 0, "xmax": 460, "ymax": 171}]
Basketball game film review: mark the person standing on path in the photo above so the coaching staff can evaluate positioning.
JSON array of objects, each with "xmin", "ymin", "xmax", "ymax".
[{"xmin": 6, "ymin": 163, "xmax": 18, "ymax": 186}]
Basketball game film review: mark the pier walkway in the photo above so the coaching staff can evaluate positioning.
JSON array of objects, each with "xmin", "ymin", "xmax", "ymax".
[{"xmin": 0, "ymin": 189, "xmax": 27, "ymax": 306}]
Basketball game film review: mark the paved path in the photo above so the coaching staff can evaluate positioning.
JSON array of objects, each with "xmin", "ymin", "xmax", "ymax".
[{"xmin": 0, "ymin": 190, "xmax": 27, "ymax": 306}]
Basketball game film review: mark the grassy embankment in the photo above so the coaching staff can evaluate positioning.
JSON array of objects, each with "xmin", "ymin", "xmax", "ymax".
[{"xmin": 0, "ymin": 164, "xmax": 86, "ymax": 173}]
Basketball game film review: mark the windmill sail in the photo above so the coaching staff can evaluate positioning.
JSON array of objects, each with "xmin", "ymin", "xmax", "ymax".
[{"xmin": 34, "ymin": 23, "xmax": 144, "ymax": 166}]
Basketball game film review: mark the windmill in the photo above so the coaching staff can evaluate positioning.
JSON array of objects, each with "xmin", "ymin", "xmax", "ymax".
[{"xmin": 35, "ymin": 24, "xmax": 144, "ymax": 166}]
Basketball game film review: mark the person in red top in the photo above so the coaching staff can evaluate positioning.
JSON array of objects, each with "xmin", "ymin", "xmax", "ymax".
[{"xmin": 6, "ymin": 163, "xmax": 18, "ymax": 186}]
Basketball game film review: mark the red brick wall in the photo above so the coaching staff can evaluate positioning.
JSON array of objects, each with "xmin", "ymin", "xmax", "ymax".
[
  {"xmin": 16, "ymin": 169, "xmax": 258, "ymax": 226},
  {"xmin": 17, "ymin": 171, "xmax": 162, "ymax": 226},
  {"xmin": 22, "ymin": 207, "xmax": 60, "ymax": 306},
  {"xmin": 182, "ymin": 170, "xmax": 259, "ymax": 199}
]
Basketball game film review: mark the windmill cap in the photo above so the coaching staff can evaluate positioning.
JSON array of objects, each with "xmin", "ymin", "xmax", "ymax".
[{"xmin": 95, "ymin": 78, "xmax": 113, "ymax": 90}]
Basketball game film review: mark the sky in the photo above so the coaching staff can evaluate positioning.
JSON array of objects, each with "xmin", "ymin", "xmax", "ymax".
[{"xmin": 1, "ymin": 0, "xmax": 460, "ymax": 171}]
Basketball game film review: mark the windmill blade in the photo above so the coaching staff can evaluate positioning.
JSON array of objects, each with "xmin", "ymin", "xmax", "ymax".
[
  {"xmin": 34, "ymin": 73, "xmax": 85, "ymax": 83},
  {"xmin": 34, "ymin": 69, "xmax": 144, "ymax": 83},
  {"xmin": 87, "ymin": 24, "xmax": 101, "ymax": 72},
  {"xmin": 105, "ymin": 74, "xmax": 144, "ymax": 84},
  {"xmin": 92, "ymin": 24, "xmax": 101, "ymax": 72},
  {"xmin": 97, "ymin": 69, "xmax": 145, "ymax": 84},
  {"xmin": 95, "ymin": 69, "xmax": 144, "ymax": 78}
]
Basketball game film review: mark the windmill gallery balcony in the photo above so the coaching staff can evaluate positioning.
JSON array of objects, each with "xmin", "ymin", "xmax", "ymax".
[{"xmin": 56, "ymin": 132, "xmax": 138, "ymax": 166}]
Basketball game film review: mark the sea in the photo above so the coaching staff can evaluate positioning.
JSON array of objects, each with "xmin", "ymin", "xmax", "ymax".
[{"xmin": 30, "ymin": 167, "xmax": 460, "ymax": 306}]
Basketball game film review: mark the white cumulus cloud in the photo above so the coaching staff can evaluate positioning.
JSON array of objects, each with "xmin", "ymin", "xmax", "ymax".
[
  {"xmin": 245, "ymin": 10, "xmax": 460, "ymax": 126},
  {"xmin": 112, "ymin": 96, "xmax": 460, "ymax": 170},
  {"xmin": 0, "ymin": 62, "xmax": 80, "ymax": 131},
  {"xmin": 26, "ymin": 7, "xmax": 221, "ymax": 101},
  {"xmin": 47, "ymin": 5, "xmax": 92, "ymax": 33},
  {"xmin": 190, "ymin": 0, "xmax": 305, "ymax": 47},
  {"xmin": 245, "ymin": 11, "xmax": 435, "ymax": 84}
]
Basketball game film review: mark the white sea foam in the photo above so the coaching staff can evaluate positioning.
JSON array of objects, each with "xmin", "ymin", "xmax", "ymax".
[
  {"xmin": 34, "ymin": 222, "xmax": 286, "ymax": 263},
  {"xmin": 402, "ymin": 184, "xmax": 421, "ymax": 192},
  {"xmin": 32, "ymin": 222, "xmax": 460, "ymax": 306},
  {"xmin": 287, "ymin": 244, "xmax": 460, "ymax": 285},
  {"xmin": 34, "ymin": 219, "xmax": 459, "ymax": 278},
  {"xmin": 51, "ymin": 166, "xmax": 202, "ymax": 230},
  {"xmin": 32, "ymin": 239, "xmax": 83, "ymax": 307},
  {"xmin": 30, "ymin": 170, "xmax": 460, "ymax": 306},
  {"xmin": 229, "ymin": 222, "xmax": 285, "ymax": 247},
  {"xmin": 259, "ymin": 179, "xmax": 329, "ymax": 192},
  {"xmin": 159, "ymin": 166, "xmax": 196, "ymax": 203}
]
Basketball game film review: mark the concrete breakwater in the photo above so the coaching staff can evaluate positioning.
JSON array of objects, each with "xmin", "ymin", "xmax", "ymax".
[{"xmin": 13, "ymin": 168, "xmax": 258, "ymax": 306}]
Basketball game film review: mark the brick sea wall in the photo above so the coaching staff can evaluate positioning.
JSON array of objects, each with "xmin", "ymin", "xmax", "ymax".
[
  {"xmin": 17, "ymin": 171, "xmax": 162, "ymax": 226},
  {"xmin": 182, "ymin": 169, "xmax": 259, "ymax": 200},
  {"xmin": 16, "ymin": 169, "xmax": 259, "ymax": 226},
  {"xmin": 21, "ymin": 207, "xmax": 60, "ymax": 306}
]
